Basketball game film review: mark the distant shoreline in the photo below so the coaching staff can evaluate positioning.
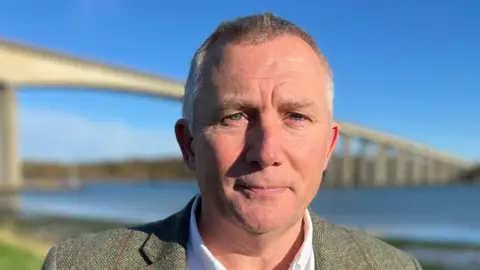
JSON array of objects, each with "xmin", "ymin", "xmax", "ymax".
[
  {"xmin": 21, "ymin": 177, "xmax": 197, "ymax": 191},
  {"xmin": 2, "ymin": 211, "xmax": 479, "ymax": 269},
  {"xmin": 5, "ymin": 209, "xmax": 480, "ymax": 249},
  {"xmin": 23, "ymin": 158, "xmax": 196, "ymax": 182}
]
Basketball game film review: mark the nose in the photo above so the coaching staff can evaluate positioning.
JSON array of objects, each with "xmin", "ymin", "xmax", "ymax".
[{"xmin": 245, "ymin": 120, "xmax": 284, "ymax": 168}]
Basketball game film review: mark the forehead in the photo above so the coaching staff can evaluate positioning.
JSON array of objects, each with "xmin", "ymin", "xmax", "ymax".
[
  {"xmin": 202, "ymin": 35, "xmax": 330, "ymax": 101},
  {"xmin": 219, "ymin": 36, "xmax": 324, "ymax": 72}
]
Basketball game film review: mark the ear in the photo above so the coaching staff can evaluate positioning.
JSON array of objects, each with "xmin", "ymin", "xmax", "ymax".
[
  {"xmin": 174, "ymin": 119, "xmax": 196, "ymax": 172},
  {"xmin": 323, "ymin": 121, "xmax": 339, "ymax": 171}
]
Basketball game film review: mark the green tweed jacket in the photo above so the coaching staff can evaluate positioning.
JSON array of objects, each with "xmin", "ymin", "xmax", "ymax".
[{"xmin": 42, "ymin": 197, "xmax": 422, "ymax": 269}]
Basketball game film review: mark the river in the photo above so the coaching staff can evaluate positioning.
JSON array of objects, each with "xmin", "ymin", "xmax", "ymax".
[{"xmin": 18, "ymin": 180, "xmax": 480, "ymax": 245}]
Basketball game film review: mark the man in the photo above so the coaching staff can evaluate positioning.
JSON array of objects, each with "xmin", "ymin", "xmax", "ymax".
[{"xmin": 43, "ymin": 13, "xmax": 422, "ymax": 269}]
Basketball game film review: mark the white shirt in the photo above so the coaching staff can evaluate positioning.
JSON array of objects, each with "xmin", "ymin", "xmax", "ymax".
[{"xmin": 186, "ymin": 195, "xmax": 315, "ymax": 269}]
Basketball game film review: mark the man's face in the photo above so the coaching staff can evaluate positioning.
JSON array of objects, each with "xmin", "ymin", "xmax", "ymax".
[{"xmin": 176, "ymin": 35, "xmax": 338, "ymax": 234}]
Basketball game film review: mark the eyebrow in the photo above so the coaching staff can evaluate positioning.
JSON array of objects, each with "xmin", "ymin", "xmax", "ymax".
[
  {"xmin": 216, "ymin": 97, "xmax": 317, "ymax": 114},
  {"xmin": 277, "ymin": 99, "xmax": 317, "ymax": 113},
  {"xmin": 217, "ymin": 99, "xmax": 256, "ymax": 112}
]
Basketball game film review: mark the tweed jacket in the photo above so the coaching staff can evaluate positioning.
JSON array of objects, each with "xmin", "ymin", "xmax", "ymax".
[{"xmin": 42, "ymin": 197, "xmax": 422, "ymax": 270}]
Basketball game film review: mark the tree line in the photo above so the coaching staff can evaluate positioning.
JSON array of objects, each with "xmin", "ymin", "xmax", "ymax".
[{"xmin": 23, "ymin": 158, "xmax": 196, "ymax": 181}]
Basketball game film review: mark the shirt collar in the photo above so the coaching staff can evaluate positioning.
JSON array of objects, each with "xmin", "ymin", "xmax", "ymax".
[
  {"xmin": 188, "ymin": 195, "xmax": 225, "ymax": 269},
  {"xmin": 291, "ymin": 207, "xmax": 314, "ymax": 268},
  {"xmin": 188, "ymin": 195, "xmax": 314, "ymax": 269}
]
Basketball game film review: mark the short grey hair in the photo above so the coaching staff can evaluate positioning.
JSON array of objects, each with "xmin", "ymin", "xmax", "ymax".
[{"xmin": 182, "ymin": 12, "xmax": 334, "ymax": 132}]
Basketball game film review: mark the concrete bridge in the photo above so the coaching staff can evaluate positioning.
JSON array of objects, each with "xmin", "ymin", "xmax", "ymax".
[
  {"xmin": 459, "ymin": 165, "xmax": 480, "ymax": 181},
  {"xmin": 0, "ymin": 38, "xmax": 476, "ymax": 194}
]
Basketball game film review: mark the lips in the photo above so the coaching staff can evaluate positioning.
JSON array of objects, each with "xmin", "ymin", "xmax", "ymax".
[
  {"xmin": 234, "ymin": 183, "xmax": 284, "ymax": 189},
  {"xmin": 234, "ymin": 180, "xmax": 288, "ymax": 196},
  {"xmin": 234, "ymin": 179, "xmax": 286, "ymax": 190}
]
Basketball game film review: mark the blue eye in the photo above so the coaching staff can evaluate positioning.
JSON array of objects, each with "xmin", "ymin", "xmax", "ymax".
[
  {"xmin": 289, "ymin": 113, "xmax": 306, "ymax": 121},
  {"xmin": 227, "ymin": 113, "xmax": 244, "ymax": 120}
]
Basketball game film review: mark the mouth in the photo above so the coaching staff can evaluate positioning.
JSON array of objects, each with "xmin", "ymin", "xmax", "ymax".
[{"xmin": 233, "ymin": 182, "xmax": 288, "ymax": 196}]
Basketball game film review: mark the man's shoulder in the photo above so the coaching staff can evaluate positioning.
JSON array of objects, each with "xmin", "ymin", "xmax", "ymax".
[
  {"xmin": 43, "ymin": 199, "xmax": 193, "ymax": 269},
  {"xmin": 312, "ymin": 216, "xmax": 422, "ymax": 269},
  {"xmin": 42, "ymin": 220, "xmax": 162, "ymax": 269}
]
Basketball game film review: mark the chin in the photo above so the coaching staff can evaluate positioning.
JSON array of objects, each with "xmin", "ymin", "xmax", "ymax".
[{"xmin": 227, "ymin": 193, "xmax": 298, "ymax": 234}]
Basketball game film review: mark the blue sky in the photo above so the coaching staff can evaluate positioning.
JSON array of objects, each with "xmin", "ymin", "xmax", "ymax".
[{"xmin": 1, "ymin": 0, "xmax": 479, "ymax": 162}]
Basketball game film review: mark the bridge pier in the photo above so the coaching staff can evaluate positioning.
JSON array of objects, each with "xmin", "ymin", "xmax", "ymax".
[
  {"xmin": 328, "ymin": 133, "xmax": 471, "ymax": 188},
  {"xmin": 323, "ymin": 158, "xmax": 336, "ymax": 187},
  {"xmin": 395, "ymin": 150, "xmax": 406, "ymax": 186},
  {"xmin": 411, "ymin": 155, "xmax": 423, "ymax": 185},
  {"xmin": 374, "ymin": 144, "xmax": 388, "ymax": 186},
  {"xmin": 442, "ymin": 165, "xmax": 449, "ymax": 181},
  {"xmin": 0, "ymin": 84, "xmax": 20, "ymax": 211},
  {"xmin": 425, "ymin": 158, "xmax": 436, "ymax": 184},
  {"xmin": 434, "ymin": 161, "xmax": 447, "ymax": 184},
  {"xmin": 447, "ymin": 165, "xmax": 459, "ymax": 180},
  {"xmin": 356, "ymin": 139, "xmax": 370, "ymax": 186},
  {"xmin": 341, "ymin": 135, "xmax": 355, "ymax": 187},
  {"xmin": 442, "ymin": 165, "xmax": 452, "ymax": 181}
]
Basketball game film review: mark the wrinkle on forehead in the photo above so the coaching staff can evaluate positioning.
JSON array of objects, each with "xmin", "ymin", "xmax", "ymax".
[
  {"xmin": 209, "ymin": 58, "xmax": 326, "ymax": 104},
  {"xmin": 196, "ymin": 35, "xmax": 331, "ymax": 119},
  {"xmin": 203, "ymin": 35, "xmax": 329, "ymax": 79},
  {"xmin": 217, "ymin": 95, "xmax": 320, "ymax": 115},
  {"xmin": 235, "ymin": 38, "xmax": 324, "ymax": 70},
  {"xmin": 214, "ymin": 54, "xmax": 324, "ymax": 100}
]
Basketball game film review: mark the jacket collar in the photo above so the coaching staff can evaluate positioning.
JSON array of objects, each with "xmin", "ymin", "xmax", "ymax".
[
  {"xmin": 309, "ymin": 208, "xmax": 328, "ymax": 269},
  {"xmin": 138, "ymin": 196, "xmax": 195, "ymax": 268},
  {"xmin": 138, "ymin": 196, "xmax": 330, "ymax": 269}
]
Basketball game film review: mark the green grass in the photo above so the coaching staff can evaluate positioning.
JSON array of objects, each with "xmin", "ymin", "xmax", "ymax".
[
  {"xmin": 0, "ymin": 241, "xmax": 456, "ymax": 270},
  {"xmin": 384, "ymin": 237, "xmax": 480, "ymax": 251},
  {"xmin": 1, "ymin": 211, "xmax": 477, "ymax": 270},
  {"xmin": 0, "ymin": 241, "xmax": 43, "ymax": 270},
  {"xmin": 0, "ymin": 231, "xmax": 471, "ymax": 270},
  {"xmin": 383, "ymin": 238, "xmax": 478, "ymax": 270},
  {"xmin": 420, "ymin": 265, "xmax": 448, "ymax": 270}
]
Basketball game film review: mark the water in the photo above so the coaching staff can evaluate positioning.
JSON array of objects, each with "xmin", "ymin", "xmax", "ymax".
[{"xmin": 19, "ymin": 180, "xmax": 480, "ymax": 245}]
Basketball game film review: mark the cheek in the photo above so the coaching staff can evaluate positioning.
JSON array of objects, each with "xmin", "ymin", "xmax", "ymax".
[
  {"xmin": 200, "ymin": 131, "xmax": 245, "ymax": 172},
  {"xmin": 287, "ymin": 130, "xmax": 329, "ymax": 175}
]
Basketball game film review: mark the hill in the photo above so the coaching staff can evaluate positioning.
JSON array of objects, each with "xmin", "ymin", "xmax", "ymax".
[{"xmin": 23, "ymin": 158, "xmax": 195, "ymax": 181}]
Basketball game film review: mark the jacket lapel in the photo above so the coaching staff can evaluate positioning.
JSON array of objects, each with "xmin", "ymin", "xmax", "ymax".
[
  {"xmin": 138, "ymin": 197, "xmax": 196, "ymax": 269},
  {"xmin": 138, "ymin": 201, "xmax": 333, "ymax": 269},
  {"xmin": 309, "ymin": 208, "xmax": 330, "ymax": 270},
  {"xmin": 309, "ymin": 208, "xmax": 360, "ymax": 269}
]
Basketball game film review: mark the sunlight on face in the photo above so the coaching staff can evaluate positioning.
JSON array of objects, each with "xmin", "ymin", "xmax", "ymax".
[{"xmin": 194, "ymin": 35, "xmax": 336, "ymax": 234}]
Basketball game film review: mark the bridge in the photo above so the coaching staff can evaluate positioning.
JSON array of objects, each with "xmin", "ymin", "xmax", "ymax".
[{"xmin": 0, "ymin": 38, "xmax": 477, "ymax": 199}]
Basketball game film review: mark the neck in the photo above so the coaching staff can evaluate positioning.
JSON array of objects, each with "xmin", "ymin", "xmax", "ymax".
[{"xmin": 197, "ymin": 200, "xmax": 305, "ymax": 270}]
